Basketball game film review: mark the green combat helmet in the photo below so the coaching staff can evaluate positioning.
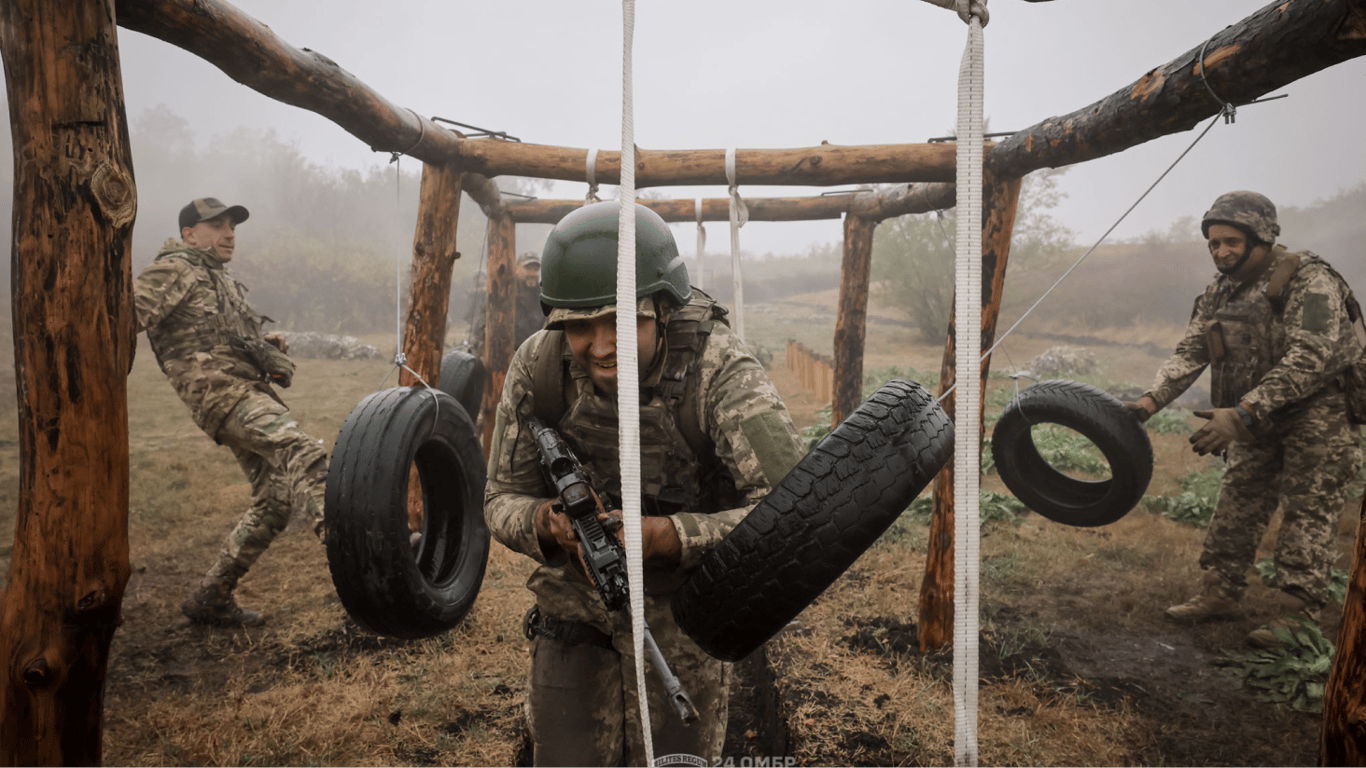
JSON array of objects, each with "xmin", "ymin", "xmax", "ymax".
[
  {"xmin": 1201, "ymin": 190, "xmax": 1280, "ymax": 245},
  {"xmin": 540, "ymin": 201, "xmax": 691, "ymax": 328}
]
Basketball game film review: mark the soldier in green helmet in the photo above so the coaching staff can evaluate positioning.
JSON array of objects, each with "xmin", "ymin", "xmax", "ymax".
[
  {"xmin": 485, "ymin": 201, "xmax": 805, "ymax": 765},
  {"xmin": 1127, "ymin": 190, "xmax": 1364, "ymax": 648},
  {"xmin": 134, "ymin": 198, "xmax": 329, "ymax": 628}
]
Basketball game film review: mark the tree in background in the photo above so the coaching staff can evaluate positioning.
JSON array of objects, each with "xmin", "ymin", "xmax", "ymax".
[{"xmin": 872, "ymin": 167, "xmax": 1075, "ymax": 341}]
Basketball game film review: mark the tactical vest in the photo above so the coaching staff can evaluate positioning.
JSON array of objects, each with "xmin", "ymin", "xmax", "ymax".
[
  {"xmin": 531, "ymin": 292, "xmax": 740, "ymax": 517},
  {"xmin": 145, "ymin": 248, "xmax": 266, "ymax": 368},
  {"xmin": 1205, "ymin": 247, "xmax": 1306, "ymax": 408}
]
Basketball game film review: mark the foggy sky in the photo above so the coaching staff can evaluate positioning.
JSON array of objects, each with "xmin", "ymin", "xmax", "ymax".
[{"xmin": 23, "ymin": 1, "xmax": 1366, "ymax": 254}]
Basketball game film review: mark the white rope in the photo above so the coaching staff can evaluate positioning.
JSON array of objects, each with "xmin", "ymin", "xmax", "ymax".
[
  {"xmin": 616, "ymin": 1, "xmax": 653, "ymax": 764},
  {"xmin": 725, "ymin": 147, "xmax": 748, "ymax": 340},
  {"xmin": 695, "ymin": 197, "xmax": 706, "ymax": 291},
  {"xmin": 952, "ymin": 9, "xmax": 985, "ymax": 767},
  {"xmin": 585, "ymin": 148, "xmax": 601, "ymax": 205}
]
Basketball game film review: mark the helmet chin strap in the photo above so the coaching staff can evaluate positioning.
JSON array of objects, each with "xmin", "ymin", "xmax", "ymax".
[{"xmin": 1216, "ymin": 245, "xmax": 1253, "ymax": 276}]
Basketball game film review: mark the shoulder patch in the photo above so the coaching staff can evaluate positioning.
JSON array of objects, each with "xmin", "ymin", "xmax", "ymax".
[
  {"xmin": 1302, "ymin": 292, "xmax": 1331, "ymax": 333},
  {"xmin": 741, "ymin": 411, "xmax": 802, "ymax": 485}
]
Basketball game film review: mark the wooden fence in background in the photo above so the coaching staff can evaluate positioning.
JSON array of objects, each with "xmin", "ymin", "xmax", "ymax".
[{"xmin": 786, "ymin": 340, "xmax": 834, "ymax": 405}]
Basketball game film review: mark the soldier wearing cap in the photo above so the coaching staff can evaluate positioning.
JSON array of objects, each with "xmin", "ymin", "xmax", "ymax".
[
  {"xmin": 134, "ymin": 197, "xmax": 329, "ymax": 628},
  {"xmin": 466, "ymin": 251, "xmax": 545, "ymax": 360},
  {"xmin": 1127, "ymin": 190, "xmax": 1363, "ymax": 647},
  {"xmin": 484, "ymin": 202, "xmax": 804, "ymax": 765}
]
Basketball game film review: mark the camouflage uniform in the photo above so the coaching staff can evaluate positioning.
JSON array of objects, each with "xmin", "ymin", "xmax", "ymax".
[
  {"xmin": 1144, "ymin": 244, "xmax": 1363, "ymax": 606},
  {"xmin": 135, "ymin": 239, "xmax": 327, "ymax": 601},
  {"xmin": 485, "ymin": 295, "xmax": 803, "ymax": 766}
]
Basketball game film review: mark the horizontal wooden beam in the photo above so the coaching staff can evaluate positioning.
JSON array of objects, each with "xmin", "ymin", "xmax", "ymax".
[
  {"xmin": 508, "ymin": 183, "xmax": 959, "ymax": 225},
  {"xmin": 988, "ymin": 0, "xmax": 1366, "ymax": 177},
  {"xmin": 464, "ymin": 142, "xmax": 957, "ymax": 187}
]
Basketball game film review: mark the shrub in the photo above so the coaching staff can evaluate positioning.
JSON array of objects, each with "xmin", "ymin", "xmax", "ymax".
[
  {"xmin": 1218, "ymin": 617, "xmax": 1334, "ymax": 713},
  {"xmin": 1145, "ymin": 467, "xmax": 1225, "ymax": 527}
]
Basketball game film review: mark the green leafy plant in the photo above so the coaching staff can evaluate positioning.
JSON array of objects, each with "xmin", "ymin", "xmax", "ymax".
[
  {"xmin": 1144, "ymin": 467, "xmax": 1225, "ymax": 527},
  {"xmin": 1145, "ymin": 406, "xmax": 1194, "ymax": 434},
  {"xmin": 1218, "ymin": 617, "xmax": 1335, "ymax": 713},
  {"xmin": 1028, "ymin": 424, "xmax": 1109, "ymax": 478}
]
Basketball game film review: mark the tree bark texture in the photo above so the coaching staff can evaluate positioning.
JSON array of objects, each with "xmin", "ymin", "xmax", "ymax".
[
  {"xmin": 0, "ymin": 0, "xmax": 136, "ymax": 763},
  {"xmin": 989, "ymin": 0, "xmax": 1366, "ymax": 178},
  {"xmin": 917, "ymin": 173, "xmax": 1022, "ymax": 652},
  {"xmin": 1322, "ymin": 494, "xmax": 1366, "ymax": 765},
  {"xmin": 831, "ymin": 215, "xmax": 876, "ymax": 426},
  {"xmin": 479, "ymin": 214, "xmax": 517, "ymax": 457},
  {"xmin": 399, "ymin": 163, "xmax": 463, "ymax": 389}
]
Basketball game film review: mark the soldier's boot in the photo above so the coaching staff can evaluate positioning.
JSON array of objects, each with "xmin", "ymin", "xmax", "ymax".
[
  {"xmin": 181, "ymin": 561, "xmax": 265, "ymax": 628},
  {"xmin": 1165, "ymin": 570, "xmax": 1241, "ymax": 622},
  {"xmin": 1247, "ymin": 590, "xmax": 1323, "ymax": 650}
]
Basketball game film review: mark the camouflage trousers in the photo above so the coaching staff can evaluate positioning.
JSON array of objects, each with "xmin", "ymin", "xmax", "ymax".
[
  {"xmin": 527, "ymin": 594, "xmax": 728, "ymax": 767},
  {"xmin": 201, "ymin": 388, "xmax": 328, "ymax": 586},
  {"xmin": 1201, "ymin": 392, "xmax": 1362, "ymax": 606}
]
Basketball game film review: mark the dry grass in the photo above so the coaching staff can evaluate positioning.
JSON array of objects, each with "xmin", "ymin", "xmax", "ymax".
[{"xmin": 0, "ymin": 304, "xmax": 1340, "ymax": 766}]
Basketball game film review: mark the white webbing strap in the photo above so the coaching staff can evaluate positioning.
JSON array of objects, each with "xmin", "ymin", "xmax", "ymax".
[
  {"xmin": 725, "ymin": 147, "xmax": 749, "ymax": 340},
  {"xmin": 695, "ymin": 197, "xmax": 707, "ymax": 292},
  {"xmin": 953, "ymin": 10, "xmax": 985, "ymax": 768},
  {"xmin": 616, "ymin": 1, "xmax": 653, "ymax": 764},
  {"xmin": 585, "ymin": 148, "xmax": 601, "ymax": 205}
]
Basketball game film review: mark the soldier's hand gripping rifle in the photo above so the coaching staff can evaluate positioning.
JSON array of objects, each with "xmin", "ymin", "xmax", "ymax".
[{"xmin": 525, "ymin": 414, "xmax": 700, "ymax": 725}]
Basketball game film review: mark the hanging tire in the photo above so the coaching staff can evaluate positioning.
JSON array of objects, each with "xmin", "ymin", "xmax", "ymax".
[
  {"xmin": 324, "ymin": 386, "xmax": 490, "ymax": 639},
  {"xmin": 991, "ymin": 379, "xmax": 1153, "ymax": 528},
  {"xmin": 439, "ymin": 349, "xmax": 486, "ymax": 420},
  {"xmin": 671, "ymin": 379, "xmax": 954, "ymax": 662}
]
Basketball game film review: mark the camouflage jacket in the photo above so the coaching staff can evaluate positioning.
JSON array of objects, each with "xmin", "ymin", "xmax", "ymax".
[
  {"xmin": 133, "ymin": 239, "xmax": 272, "ymax": 438},
  {"xmin": 1144, "ymin": 245, "xmax": 1360, "ymax": 424},
  {"xmin": 484, "ymin": 303, "xmax": 803, "ymax": 627}
]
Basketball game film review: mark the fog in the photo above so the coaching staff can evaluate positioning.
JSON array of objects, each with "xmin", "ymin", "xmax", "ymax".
[{"xmin": 1, "ymin": 0, "xmax": 1364, "ymax": 334}]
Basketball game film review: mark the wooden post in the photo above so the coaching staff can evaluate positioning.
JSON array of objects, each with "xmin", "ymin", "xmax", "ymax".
[
  {"xmin": 1321, "ymin": 494, "xmax": 1366, "ymax": 764},
  {"xmin": 479, "ymin": 213, "xmax": 517, "ymax": 456},
  {"xmin": 399, "ymin": 162, "xmax": 463, "ymax": 388},
  {"xmin": 832, "ymin": 214, "xmax": 876, "ymax": 426},
  {"xmin": 0, "ymin": 0, "xmax": 136, "ymax": 762},
  {"xmin": 916, "ymin": 172, "xmax": 1022, "ymax": 651}
]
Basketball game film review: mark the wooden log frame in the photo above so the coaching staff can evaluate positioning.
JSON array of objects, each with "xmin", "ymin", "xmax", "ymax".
[
  {"xmin": 1323, "ymin": 493, "xmax": 1366, "ymax": 764},
  {"xmin": 479, "ymin": 214, "xmax": 518, "ymax": 456},
  {"xmin": 399, "ymin": 163, "xmax": 464, "ymax": 389},
  {"xmin": 0, "ymin": 0, "xmax": 137, "ymax": 763},
  {"xmin": 116, "ymin": 0, "xmax": 1366, "ymax": 188},
  {"xmin": 832, "ymin": 215, "xmax": 877, "ymax": 426},
  {"xmin": 917, "ymin": 173, "xmax": 1022, "ymax": 651}
]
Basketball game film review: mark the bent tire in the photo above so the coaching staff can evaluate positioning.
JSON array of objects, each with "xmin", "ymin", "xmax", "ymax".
[
  {"xmin": 671, "ymin": 379, "xmax": 954, "ymax": 662},
  {"xmin": 439, "ymin": 349, "xmax": 486, "ymax": 420},
  {"xmin": 991, "ymin": 379, "xmax": 1153, "ymax": 528},
  {"xmin": 325, "ymin": 386, "xmax": 490, "ymax": 638}
]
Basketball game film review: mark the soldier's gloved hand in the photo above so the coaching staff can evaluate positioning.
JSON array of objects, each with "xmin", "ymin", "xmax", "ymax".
[
  {"xmin": 1124, "ymin": 401, "xmax": 1153, "ymax": 423},
  {"xmin": 1189, "ymin": 407, "xmax": 1254, "ymax": 456}
]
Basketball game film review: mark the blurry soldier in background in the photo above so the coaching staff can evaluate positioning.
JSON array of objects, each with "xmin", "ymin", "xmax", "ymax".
[
  {"xmin": 134, "ymin": 197, "xmax": 328, "ymax": 628},
  {"xmin": 466, "ymin": 251, "xmax": 545, "ymax": 359},
  {"xmin": 1127, "ymin": 190, "xmax": 1364, "ymax": 647},
  {"xmin": 484, "ymin": 202, "xmax": 804, "ymax": 765}
]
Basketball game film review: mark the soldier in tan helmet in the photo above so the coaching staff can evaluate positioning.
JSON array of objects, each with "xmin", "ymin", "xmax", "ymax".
[
  {"xmin": 1128, "ymin": 190, "xmax": 1365, "ymax": 648},
  {"xmin": 134, "ymin": 197, "xmax": 329, "ymax": 628}
]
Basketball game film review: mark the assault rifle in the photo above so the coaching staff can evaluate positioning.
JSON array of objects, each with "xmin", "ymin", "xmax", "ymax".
[{"xmin": 525, "ymin": 414, "xmax": 700, "ymax": 725}]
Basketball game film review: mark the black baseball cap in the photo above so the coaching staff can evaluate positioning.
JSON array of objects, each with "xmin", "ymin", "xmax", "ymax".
[{"xmin": 179, "ymin": 197, "xmax": 250, "ymax": 230}]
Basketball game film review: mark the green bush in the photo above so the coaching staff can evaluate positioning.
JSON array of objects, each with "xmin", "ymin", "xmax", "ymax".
[
  {"xmin": 1144, "ymin": 467, "xmax": 1225, "ymax": 527},
  {"xmin": 1146, "ymin": 407, "xmax": 1194, "ymax": 434},
  {"xmin": 1218, "ymin": 617, "xmax": 1335, "ymax": 713}
]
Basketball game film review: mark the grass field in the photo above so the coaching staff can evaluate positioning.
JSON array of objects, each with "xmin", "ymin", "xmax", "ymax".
[{"xmin": 0, "ymin": 290, "xmax": 1357, "ymax": 766}]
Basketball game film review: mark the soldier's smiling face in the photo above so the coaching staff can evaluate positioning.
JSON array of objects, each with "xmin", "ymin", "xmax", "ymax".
[
  {"xmin": 182, "ymin": 214, "xmax": 238, "ymax": 262},
  {"xmin": 563, "ymin": 311, "xmax": 660, "ymax": 396}
]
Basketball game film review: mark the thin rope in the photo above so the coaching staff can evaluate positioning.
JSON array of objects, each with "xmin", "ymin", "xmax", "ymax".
[
  {"xmin": 951, "ymin": 10, "xmax": 985, "ymax": 767},
  {"xmin": 935, "ymin": 109, "xmax": 1228, "ymax": 407},
  {"xmin": 695, "ymin": 197, "xmax": 707, "ymax": 292},
  {"xmin": 617, "ymin": 2, "xmax": 653, "ymax": 763},
  {"xmin": 586, "ymin": 148, "xmax": 601, "ymax": 205},
  {"xmin": 726, "ymin": 147, "xmax": 749, "ymax": 340}
]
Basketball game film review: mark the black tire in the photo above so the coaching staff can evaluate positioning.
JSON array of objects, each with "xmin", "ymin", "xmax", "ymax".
[
  {"xmin": 671, "ymin": 379, "xmax": 954, "ymax": 662},
  {"xmin": 325, "ymin": 386, "xmax": 490, "ymax": 639},
  {"xmin": 439, "ymin": 349, "xmax": 486, "ymax": 420},
  {"xmin": 990, "ymin": 379, "xmax": 1153, "ymax": 528}
]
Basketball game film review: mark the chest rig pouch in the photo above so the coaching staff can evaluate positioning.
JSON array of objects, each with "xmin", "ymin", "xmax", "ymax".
[
  {"xmin": 530, "ymin": 293, "xmax": 738, "ymax": 517},
  {"xmin": 1205, "ymin": 250, "xmax": 1300, "ymax": 408}
]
